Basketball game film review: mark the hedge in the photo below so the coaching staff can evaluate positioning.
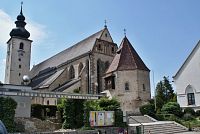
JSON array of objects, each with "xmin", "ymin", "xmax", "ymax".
[
  {"xmin": 31, "ymin": 104, "xmax": 57, "ymax": 120},
  {"xmin": 0, "ymin": 97, "xmax": 17, "ymax": 132}
]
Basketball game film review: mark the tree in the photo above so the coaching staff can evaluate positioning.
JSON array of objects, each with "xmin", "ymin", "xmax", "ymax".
[
  {"xmin": 155, "ymin": 76, "xmax": 175, "ymax": 111},
  {"xmin": 62, "ymin": 89, "xmax": 85, "ymax": 129}
]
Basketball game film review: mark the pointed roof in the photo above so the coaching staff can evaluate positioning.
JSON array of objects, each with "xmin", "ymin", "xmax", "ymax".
[
  {"xmin": 10, "ymin": 2, "xmax": 30, "ymax": 39},
  {"xmin": 30, "ymin": 28, "xmax": 110, "ymax": 77},
  {"xmin": 106, "ymin": 36, "xmax": 150, "ymax": 74}
]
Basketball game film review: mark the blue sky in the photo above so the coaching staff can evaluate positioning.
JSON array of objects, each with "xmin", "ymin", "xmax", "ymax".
[{"xmin": 1, "ymin": 0, "xmax": 200, "ymax": 95}]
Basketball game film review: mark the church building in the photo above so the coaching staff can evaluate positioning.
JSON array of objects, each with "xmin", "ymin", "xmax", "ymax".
[{"xmin": 4, "ymin": 5, "xmax": 151, "ymax": 112}]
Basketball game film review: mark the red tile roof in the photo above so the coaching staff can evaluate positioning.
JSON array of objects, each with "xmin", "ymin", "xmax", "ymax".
[{"xmin": 106, "ymin": 36, "xmax": 150, "ymax": 73}]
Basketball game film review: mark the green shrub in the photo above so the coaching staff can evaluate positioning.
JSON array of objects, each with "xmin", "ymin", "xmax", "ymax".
[
  {"xmin": 183, "ymin": 113, "xmax": 194, "ymax": 121},
  {"xmin": 161, "ymin": 102, "xmax": 182, "ymax": 117},
  {"xmin": 31, "ymin": 104, "xmax": 44, "ymax": 119},
  {"xmin": 0, "ymin": 97, "xmax": 17, "ymax": 132},
  {"xmin": 195, "ymin": 110, "xmax": 200, "ymax": 116},
  {"xmin": 140, "ymin": 103, "xmax": 155, "ymax": 117},
  {"xmin": 31, "ymin": 104, "xmax": 57, "ymax": 120},
  {"xmin": 184, "ymin": 107, "xmax": 195, "ymax": 116}
]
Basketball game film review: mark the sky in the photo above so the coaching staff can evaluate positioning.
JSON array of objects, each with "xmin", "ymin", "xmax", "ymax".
[{"xmin": 1, "ymin": 0, "xmax": 200, "ymax": 96}]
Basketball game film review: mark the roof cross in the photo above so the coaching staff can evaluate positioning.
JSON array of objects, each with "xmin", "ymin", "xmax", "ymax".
[
  {"xmin": 104, "ymin": 19, "xmax": 107, "ymax": 28},
  {"xmin": 124, "ymin": 28, "xmax": 126, "ymax": 36}
]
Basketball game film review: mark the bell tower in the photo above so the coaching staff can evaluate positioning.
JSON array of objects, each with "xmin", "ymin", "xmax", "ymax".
[{"xmin": 4, "ymin": 3, "xmax": 32, "ymax": 85}]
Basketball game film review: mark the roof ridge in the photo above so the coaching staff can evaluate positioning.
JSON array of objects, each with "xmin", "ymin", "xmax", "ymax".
[{"xmin": 33, "ymin": 29, "xmax": 104, "ymax": 68}]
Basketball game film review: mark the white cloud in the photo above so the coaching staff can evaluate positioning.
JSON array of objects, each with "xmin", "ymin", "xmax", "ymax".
[
  {"xmin": 0, "ymin": 9, "xmax": 47, "ymax": 46},
  {"xmin": 0, "ymin": 9, "xmax": 13, "ymax": 45}
]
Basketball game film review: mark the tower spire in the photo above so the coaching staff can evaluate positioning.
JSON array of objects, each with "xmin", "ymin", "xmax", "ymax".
[
  {"xmin": 9, "ymin": 1, "xmax": 30, "ymax": 39},
  {"xmin": 20, "ymin": 1, "xmax": 23, "ymax": 15}
]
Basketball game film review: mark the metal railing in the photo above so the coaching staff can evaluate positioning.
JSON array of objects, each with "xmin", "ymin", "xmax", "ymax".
[{"xmin": 127, "ymin": 116, "xmax": 144, "ymax": 134}]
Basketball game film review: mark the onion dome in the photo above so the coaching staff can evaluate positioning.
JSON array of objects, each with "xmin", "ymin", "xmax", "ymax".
[{"xmin": 10, "ymin": 3, "xmax": 30, "ymax": 39}]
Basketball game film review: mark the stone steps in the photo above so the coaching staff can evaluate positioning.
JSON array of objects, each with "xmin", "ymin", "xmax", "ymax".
[
  {"xmin": 128, "ymin": 115, "xmax": 155, "ymax": 124},
  {"xmin": 128, "ymin": 116, "xmax": 188, "ymax": 134},
  {"xmin": 143, "ymin": 122, "xmax": 188, "ymax": 134}
]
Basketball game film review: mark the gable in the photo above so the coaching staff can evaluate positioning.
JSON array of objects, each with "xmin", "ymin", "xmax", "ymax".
[
  {"xmin": 174, "ymin": 40, "xmax": 200, "ymax": 79},
  {"xmin": 174, "ymin": 41, "xmax": 200, "ymax": 94},
  {"xmin": 99, "ymin": 28, "xmax": 113, "ymax": 43}
]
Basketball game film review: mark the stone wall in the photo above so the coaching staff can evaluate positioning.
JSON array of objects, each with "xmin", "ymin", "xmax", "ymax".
[{"xmin": 14, "ymin": 117, "xmax": 62, "ymax": 133}]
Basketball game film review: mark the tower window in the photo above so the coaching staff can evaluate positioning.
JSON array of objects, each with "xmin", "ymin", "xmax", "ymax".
[
  {"xmin": 19, "ymin": 73, "xmax": 21, "ymax": 76},
  {"xmin": 98, "ymin": 44, "xmax": 102, "ymax": 50},
  {"xmin": 125, "ymin": 82, "xmax": 129, "ymax": 91},
  {"xmin": 143, "ymin": 84, "xmax": 146, "ymax": 91},
  {"xmin": 18, "ymin": 58, "xmax": 21, "ymax": 61},
  {"xmin": 19, "ymin": 65, "xmax": 21, "ymax": 68},
  {"xmin": 111, "ymin": 47, "xmax": 115, "ymax": 53},
  {"xmin": 19, "ymin": 42, "xmax": 24, "ymax": 50}
]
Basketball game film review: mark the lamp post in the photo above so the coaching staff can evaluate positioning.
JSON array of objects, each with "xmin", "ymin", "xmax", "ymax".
[{"xmin": 152, "ymin": 71, "xmax": 156, "ymax": 111}]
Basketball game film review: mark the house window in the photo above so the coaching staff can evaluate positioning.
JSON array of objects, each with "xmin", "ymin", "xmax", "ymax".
[
  {"xmin": 47, "ymin": 100, "xmax": 49, "ymax": 105},
  {"xmin": 19, "ymin": 65, "xmax": 21, "ymax": 68},
  {"xmin": 187, "ymin": 93, "xmax": 195, "ymax": 105},
  {"xmin": 19, "ymin": 42, "xmax": 24, "ymax": 50},
  {"xmin": 125, "ymin": 82, "xmax": 129, "ymax": 91}
]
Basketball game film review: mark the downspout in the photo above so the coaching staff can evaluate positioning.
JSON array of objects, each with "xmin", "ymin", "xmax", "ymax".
[{"xmin": 88, "ymin": 52, "xmax": 91, "ymax": 94}]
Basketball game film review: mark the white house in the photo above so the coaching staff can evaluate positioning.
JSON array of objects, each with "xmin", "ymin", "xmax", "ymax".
[{"xmin": 173, "ymin": 41, "xmax": 200, "ymax": 111}]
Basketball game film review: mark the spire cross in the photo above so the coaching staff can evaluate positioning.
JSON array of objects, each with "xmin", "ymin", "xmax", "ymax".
[
  {"xmin": 104, "ymin": 20, "xmax": 107, "ymax": 28},
  {"xmin": 20, "ymin": 1, "xmax": 23, "ymax": 14},
  {"xmin": 124, "ymin": 28, "xmax": 126, "ymax": 36}
]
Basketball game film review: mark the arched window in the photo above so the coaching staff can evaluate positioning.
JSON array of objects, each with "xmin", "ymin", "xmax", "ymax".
[
  {"xmin": 69, "ymin": 65, "xmax": 75, "ymax": 79},
  {"xmin": 78, "ymin": 62, "xmax": 83, "ymax": 75},
  {"xmin": 19, "ymin": 42, "xmax": 24, "ymax": 50},
  {"xmin": 186, "ymin": 85, "xmax": 195, "ymax": 105}
]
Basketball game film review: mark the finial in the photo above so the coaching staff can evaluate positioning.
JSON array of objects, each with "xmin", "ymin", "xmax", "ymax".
[
  {"xmin": 20, "ymin": 1, "xmax": 23, "ymax": 15},
  {"xmin": 104, "ymin": 19, "xmax": 107, "ymax": 28},
  {"xmin": 123, "ymin": 28, "xmax": 126, "ymax": 37}
]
